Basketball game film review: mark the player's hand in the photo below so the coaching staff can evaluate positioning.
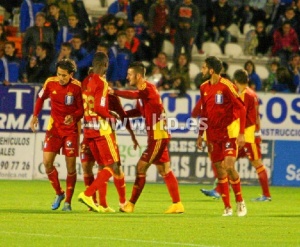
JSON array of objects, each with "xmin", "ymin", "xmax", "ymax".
[
  {"xmin": 30, "ymin": 115, "xmax": 38, "ymax": 132},
  {"xmin": 237, "ymin": 133, "xmax": 245, "ymax": 148},
  {"xmin": 109, "ymin": 110, "xmax": 120, "ymax": 120},
  {"xmin": 196, "ymin": 136, "xmax": 203, "ymax": 150},
  {"xmin": 64, "ymin": 115, "xmax": 73, "ymax": 125},
  {"xmin": 131, "ymin": 136, "xmax": 140, "ymax": 150},
  {"xmin": 108, "ymin": 87, "xmax": 114, "ymax": 95}
]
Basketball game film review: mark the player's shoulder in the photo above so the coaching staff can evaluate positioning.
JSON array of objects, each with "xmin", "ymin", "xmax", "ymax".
[
  {"xmin": 70, "ymin": 78, "xmax": 82, "ymax": 87},
  {"xmin": 220, "ymin": 77, "xmax": 234, "ymax": 87},
  {"xmin": 43, "ymin": 76, "xmax": 58, "ymax": 87},
  {"xmin": 220, "ymin": 77, "xmax": 238, "ymax": 94},
  {"xmin": 201, "ymin": 80, "xmax": 210, "ymax": 87}
]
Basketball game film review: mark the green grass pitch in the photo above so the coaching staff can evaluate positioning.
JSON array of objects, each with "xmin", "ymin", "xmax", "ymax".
[{"xmin": 0, "ymin": 180, "xmax": 299, "ymax": 247}]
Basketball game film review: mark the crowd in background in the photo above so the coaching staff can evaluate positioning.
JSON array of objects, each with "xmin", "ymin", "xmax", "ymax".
[{"xmin": 1, "ymin": 0, "xmax": 300, "ymax": 95}]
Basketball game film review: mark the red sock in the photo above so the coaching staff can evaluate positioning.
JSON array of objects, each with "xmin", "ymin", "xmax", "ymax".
[
  {"xmin": 130, "ymin": 174, "xmax": 146, "ymax": 204},
  {"xmin": 83, "ymin": 175, "xmax": 94, "ymax": 188},
  {"xmin": 114, "ymin": 173, "xmax": 126, "ymax": 204},
  {"xmin": 95, "ymin": 168, "xmax": 112, "ymax": 208},
  {"xmin": 218, "ymin": 177, "xmax": 231, "ymax": 208},
  {"xmin": 47, "ymin": 167, "xmax": 63, "ymax": 195},
  {"xmin": 65, "ymin": 172, "xmax": 77, "ymax": 204},
  {"xmin": 163, "ymin": 171, "xmax": 180, "ymax": 203},
  {"xmin": 256, "ymin": 165, "xmax": 271, "ymax": 197},
  {"xmin": 229, "ymin": 177, "xmax": 243, "ymax": 202},
  {"xmin": 83, "ymin": 175, "xmax": 97, "ymax": 203}
]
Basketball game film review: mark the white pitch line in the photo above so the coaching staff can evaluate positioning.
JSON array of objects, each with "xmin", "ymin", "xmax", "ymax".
[{"xmin": 0, "ymin": 231, "xmax": 218, "ymax": 247}]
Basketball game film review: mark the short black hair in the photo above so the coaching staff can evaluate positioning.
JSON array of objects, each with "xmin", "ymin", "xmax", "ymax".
[
  {"xmin": 129, "ymin": 61, "xmax": 146, "ymax": 76},
  {"xmin": 61, "ymin": 42, "xmax": 72, "ymax": 50},
  {"xmin": 205, "ymin": 56, "xmax": 223, "ymax": 74},
  {"xmin": 56, "ymin": 58, "xmax": 77, "ymax": 73},
  {"xmin": 233, "ymin": 69, "xmax": 248, "ymax": 85},
  {"xmin": 92, "ymin": 52, "xmax": 108, "ymax": 69}
]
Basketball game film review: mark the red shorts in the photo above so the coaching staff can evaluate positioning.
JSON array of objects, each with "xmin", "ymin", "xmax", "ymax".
[
  {"xmin": 238, "ymin": 142, "xmax": 262, "ymax": 161},
  {"xmin": 80, "ymin": 138, "xmax": 95, "ymax": 163},
  {"xmin": 141, "ymin": 139, "xmax": 170, "ymax": 164},
  {"xmin": 43, "ymin": 132, "xmax": 79, "ymax": 157},
  {"xmin": 86, "ymin": 133, "xmax": 120, "ymax": 166},
  {"xmin": 207, "ymin": 138, "xmax": 237, "ymax": 163}
]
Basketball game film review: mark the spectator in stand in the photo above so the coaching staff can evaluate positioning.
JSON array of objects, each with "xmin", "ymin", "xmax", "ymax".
[
  {"xmin": 173, "ymin": 0, "xmax": 199, "ymax": 62},
  {"xmin": 148, "ymin": 0, "xmax": 171, "ymax": 59},
  {"xmin": 125, "ymin": 24, "xmax": 142, "ymax": 61},
  {"xmin": 294, "ymin": 0, "xmax": 300, "ymax": 20},
  {"xmin": 266, "ymin": 0, "xmax": 287, "ymax": 36},
  {"xmin": 244, "ymin": 20, "xmax": 271, "ymax": 56},
  {"xmin": 234, "ymin": 4, "xmax": 254, "ymax": 34},
  {"xmin": 0, "ymin": 24, "xmax": 8, "ymax": 41},
  {"xmin": 272, "ymin": 21, "xmax": 299, "ymax": 67},
  {"xmin": 91, "ymin": 14, "xmax": 116, "ymax": 43},
  {"xmin": 108, "ymin": 0, "xmax": 132, "ymax": 21},
  {"xmin": 69, "ymin": 0, "xmax": 92, "ymax": 30},
  {"xmin": 55, "ymin": 0, "xmax": 74, "ymax": 17},
  {"xmin": 133, "ymin": 11, "xmax": 152, "ymax": 61},
  {"xmin": 133, "ymin": 11, "xmax": 148, "ymax": 43},
  {"xmin": 287, "ymin": 52, "xmax": 300, "ymax": 93},
  {"xmin": 248, "ymin": 1, "xmax": 268, "ymax": 27},
  {"xmin": 107, "ymin": 31, "xmax": 132, "ymax": 87},
  {"xmin": 22, "ymin": 12, "xmax": 55, "ymax": 59},
  {"xmin": 98, "ymin": 22, "xmax": 118, "ymax": 48},
  {"xmin": 70, "ymin": 34, "xmax": 90, "ymax": 81},
  {"xmin": 115, "ymin": 11, "xmax": 130, "ymax": 32},
  {"xmin": 274, "ymin": 6, "xmax": 300, "ymax": 39},
  {"xmin": 131, "ymin": 0, "xmax": 153, "ymax": 23},
  {"xmin": 244, "ymin": 60, "xmax": 262, "ymax": 91},
  {"xmin": 46, "ymin": 3, "xmax": 68, "ymax": 38},
  {"xmin": 29, "ymin": 41, "xmax": 53, "ymax": 84},
  {"xmin": 0, "ymin": 41, "xmax": 21, "ymax": 86},
  {"xmin": 150, "ymin": 51, "xmax": 171, "ymax": 86},
  {"xmin": 167, "ymin": 75, "xmax": 187, "ymax": 98},
  {"xmin": 169, "ymin": 53, "xmax": 191, "ymax": 89},
  {"xmin": 19, "ymin": 0, "xmax": 46, "ymax": 36},
  {"xmin": 207, "ymin": 0, "xmax": 233, "ymax": 53},
  {"xmin": 271, "ymin": 66, "xmax": 292, "ymax": 92},
  {"xmin": 50, "ymin": 42, "xmax": 78, "ymax": 78},
  {"xmin": 192, "ymin": 0, "xmax": 212, "ymax": 54},
  {"xmin": 265, "ymin": 60, "xmax": 280, "ymax": 92},
  {"xmin": 22, "ymin": 55, "xmax": 39, "ymax": 83},
  {"xmin": 55, "ymin": 13, "xmax": 87, "ymax": 51}
]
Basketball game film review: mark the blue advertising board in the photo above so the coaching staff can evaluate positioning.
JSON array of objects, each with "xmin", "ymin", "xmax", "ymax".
[
  {"xmin": 0, "ymin": 84, "xmax": 38, "ymax": 132},
  {"xmin": 273, "ymin": 141, "xmax": 300, "ymax": 186}
]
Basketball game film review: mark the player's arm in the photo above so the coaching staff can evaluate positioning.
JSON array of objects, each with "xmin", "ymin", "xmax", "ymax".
[
  {"xmin": 235, "ymin": 96, "xmax": 246, "ymax": 147},
  {"xmin": 192, "ymin": 97, "xmax": 202, "ymax": 118},
  {"xmin": 30, "ymin": 86, "xmax": 49, "ymax": 132},
  {"xmin": 196, "ymin": 90, "xmax": 206, "ymax": 150},
  {"xmin": 247, "ymin": 94, "xmax": 257, "ymax": 128},
  {"xmin": 227, "ymin": 86, "xmax": 246, "ymax": 146},
  {"xmin": 255, "ymin": 97, "xmax": 261, "ymax": 133},
  {"xmin": 112, "ymin": 89, "xmax": 140, "ymax": 99},
  {"xmin": 73, "ymin": 88, "xmax": 84, "ymax": 121},
  {"xmin": 94, "ymin": 83, "xmax": 114, "ymax": 120}
]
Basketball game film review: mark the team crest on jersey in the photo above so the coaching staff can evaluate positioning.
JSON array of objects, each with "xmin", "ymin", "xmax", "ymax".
[
  {"xmin": 66, "ymin": 141, "xmax": 73, "ymax": 147},
  {"xmin": 244, "ymin": 147, "xmax": 248, "ymax": 152},
  {"xmin": 65, "ymin": 93, "xmax": 74, "ymax": 105},
  {"xmin": 225, "ymin": 142, "xmax": 231, "ymax": 148},
  {"xmin": 215, "ymin": 91, "xmax": 223, "ymax": 104}
]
